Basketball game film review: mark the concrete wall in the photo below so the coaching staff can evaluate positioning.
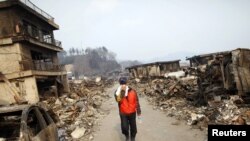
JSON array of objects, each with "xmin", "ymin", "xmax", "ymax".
[
  {"xmin": 23, "ymin": 76, "xmax": 39, "ymax": 104},
  {"xmin": 0, "ymin": 43, "xmax": 22, "ymax": 74},
  {"xmin": 0, "ymin": 81, "xmax": 17, "ymax": 105},
  {"xmin": 0, "ymin": 76, "xmax": 39, "ymax": 105}
]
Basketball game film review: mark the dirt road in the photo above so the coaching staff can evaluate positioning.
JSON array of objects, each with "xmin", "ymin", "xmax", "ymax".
[{"xmin": 93, "ymin": 84, "xmax": 207, "ymax": 141}]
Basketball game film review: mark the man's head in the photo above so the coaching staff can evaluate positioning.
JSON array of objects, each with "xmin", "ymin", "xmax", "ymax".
[{"xmin": 119, "ymin": 77, "xmax": 127, "ymax": 85}]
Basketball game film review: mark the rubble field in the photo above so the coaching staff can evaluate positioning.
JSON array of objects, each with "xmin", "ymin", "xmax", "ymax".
[
  {"xmin": 130, "ymin": 76, "xmax": 250, "ymax": 130},
  {"xmin": 42, "ymin": 78, "xmax": 114, "ymax": 141},
  {"xmin": 128, "ymin": 50, "xmax": 250, "ymax": 130}
]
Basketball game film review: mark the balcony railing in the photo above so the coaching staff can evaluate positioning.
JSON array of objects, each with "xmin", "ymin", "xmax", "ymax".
[
  {"xmin": 20, "ymin": 60, "xmax": 65, "ymax": 72},
  {"xmin": 19, "ymin": 0, "xmax": 54, "ymax": 22},
  {"xmin": 17, "ymin": 24, "xmax": 62, "ymax": 48}
]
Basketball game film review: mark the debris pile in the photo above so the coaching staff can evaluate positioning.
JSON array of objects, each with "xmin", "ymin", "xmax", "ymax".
[
  {"xmin": 42, "ymin": 78, "xmax": 114, "ymax": 141},
  {"xmin": 130, "ymin": 76, "xmax": 250, "ymax": 129},
  {"xmin": 130, "ymin": 76, "xmax": 197, "ymax": 101}
]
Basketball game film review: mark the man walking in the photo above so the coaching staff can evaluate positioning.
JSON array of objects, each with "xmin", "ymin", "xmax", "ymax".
[{"xmin": 115, "ymin": 77, "xmax": 141, "ymax": 141}]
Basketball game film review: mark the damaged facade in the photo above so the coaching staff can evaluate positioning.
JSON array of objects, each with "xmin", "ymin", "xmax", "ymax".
[
  {"xmin": 0, "ymin": 0, "xmax": 69, "ymax": 105},
  {"xmin": 126, "ymin": 60, "xmax": 181, "ymax": 78},
  {"xmin": 187, "ymin": 48, "xmax": 250, "ymax": 101}
]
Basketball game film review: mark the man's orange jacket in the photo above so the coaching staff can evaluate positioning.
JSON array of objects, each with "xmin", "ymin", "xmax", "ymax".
[{"xmin": 116, "ymin": 88, "xmax": 141, "ymax": 115}]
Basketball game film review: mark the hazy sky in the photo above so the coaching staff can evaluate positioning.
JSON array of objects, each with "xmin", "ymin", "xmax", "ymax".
[{"xmin": 32, "ymin": 0, "xmax": 250, "ymax": 61}]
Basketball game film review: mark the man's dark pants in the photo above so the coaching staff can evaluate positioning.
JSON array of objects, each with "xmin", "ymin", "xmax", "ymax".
[{"xmin": 120, "ymin": 112, "xmax": 137, "ymax": 138}]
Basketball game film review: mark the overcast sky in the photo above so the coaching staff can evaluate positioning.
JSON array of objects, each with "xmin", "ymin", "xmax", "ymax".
[{"xmin": 32, "ymin": 0, "xmax": 250, "ymax": 61}]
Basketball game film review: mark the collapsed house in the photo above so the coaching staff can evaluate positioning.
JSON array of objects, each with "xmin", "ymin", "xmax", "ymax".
[
  {"xmin": 126, "ymin": 60, "xmax": 181, "ymax": 79},
  {"xmin": 186, "ymin": 48, "xmax": 250, "ymax": 102},
  {"xmin": 186, "ymin": 50, "xmax": 230, "ymax": 67},
  {"xmin": 0, "ymin": 0, "xmax": 69, "ymax": 105}
]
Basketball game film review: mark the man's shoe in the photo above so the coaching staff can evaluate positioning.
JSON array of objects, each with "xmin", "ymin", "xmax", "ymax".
[{"xmin": 125, "ymin": 135, "xmax": 129, "ymax": 141}]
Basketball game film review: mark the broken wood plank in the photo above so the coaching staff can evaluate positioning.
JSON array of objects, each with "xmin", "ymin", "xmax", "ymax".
[{"xmin": 164, "ymin": 80, "xmax": 181, "ymax": 96}]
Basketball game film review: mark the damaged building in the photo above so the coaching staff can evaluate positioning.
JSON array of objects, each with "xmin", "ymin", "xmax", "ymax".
[
  {"xmin": 126, "ymin": 60, "xmax": 181, "ymax": 79},
  {"xmin": 0, "ymin": 0, "xmax": 69, "ymax": 105},
  {"xmin": 186, "ymin": 50, "xmax": 230, "ymax": 67},
  {"xmin": 187, "ymin": 48, "xmax": 250, "ymax": 101}
]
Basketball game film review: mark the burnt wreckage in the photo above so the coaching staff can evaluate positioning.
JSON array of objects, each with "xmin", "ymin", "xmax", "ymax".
[
  {"xmin": 187, "ymin": 48, "xmax": 250, "ymax": 105},
  {"xmin": 0, "ymin": 104, "xmax": 59, "ymax": 141}
]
